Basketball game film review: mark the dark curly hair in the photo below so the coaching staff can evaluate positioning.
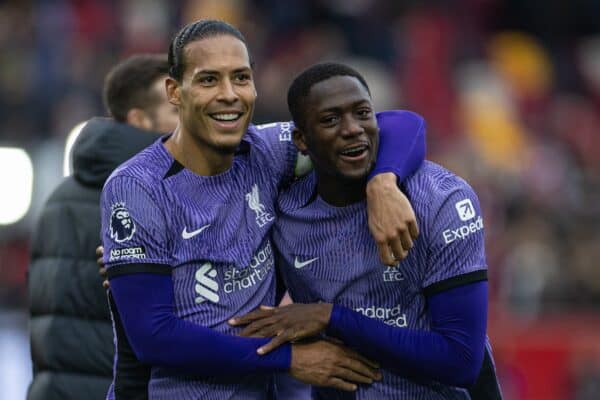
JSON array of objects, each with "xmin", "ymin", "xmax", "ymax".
[{"xmin": 168, "ymin": 19, "xmax": 249, "ymax": 82}]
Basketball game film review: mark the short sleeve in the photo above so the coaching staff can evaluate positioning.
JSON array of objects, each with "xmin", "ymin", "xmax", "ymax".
[
  {"xmin": 422, "ymin": 183, "xmax": 487, "ymax": 296},
  {"xmin": 101, "ymin": 176, "xmax": 170, "ymax": 271},
  {"xmin": 250, "ymin": 122, "xmax": 299, "ymax": 187}
]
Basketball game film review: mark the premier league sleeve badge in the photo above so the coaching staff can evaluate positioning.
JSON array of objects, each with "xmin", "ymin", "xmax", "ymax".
[{"xmin": 109, "ymin": 202, "xmax": 136, "ymax": 243}]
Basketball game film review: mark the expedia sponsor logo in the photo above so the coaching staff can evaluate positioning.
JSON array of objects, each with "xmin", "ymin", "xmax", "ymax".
[
  {"xmin": 254, "ymin": 121, "xmax": 293, "ymax": 141},
  {"xmin": 455, "ymin": 198, "xmax": 476, "ymax": 221},
  {"xmin": 354, "ymin": 305, "xmax": 407, "ymax": 327},
  {"xmin": 223, "ymin": 242, "xmax": 274, "ymax": 294},
  {"xmin": 442, "ymin": 215, "xmax": 484, "ymax": 245},
  {"xmin": 278, "ymin": 121, "xmax": 293, "ymax": 141},
  {"xmin": 109, "ymin": 246, "xmax": 146, "ymax": 262}
]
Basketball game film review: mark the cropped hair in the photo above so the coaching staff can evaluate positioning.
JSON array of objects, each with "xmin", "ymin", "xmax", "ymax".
[
  {"xmin": 103, "ymin": 54, "xmax": 169, "ymax": 122},
  {"xmin": 168, "ymin": 19, "xmax": 248, "ymax": 81},
  {"xmin": 287, "ymin": 62, "xmax": 371, "ymax": 130}
]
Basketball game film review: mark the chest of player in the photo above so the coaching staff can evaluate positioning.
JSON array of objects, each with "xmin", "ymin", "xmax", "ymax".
[
  {"xmin": 159, "ymin": 162, "xmax": 279, "ymax": 269},
  {"xmin": 275, "ymin": 199, "xmax": 435, "ymax": 327},
  {"xmin": 278, "ymin": 216, "xmax": 421, "ymax": 302},
  {"xmin": 285, "ymin": 241, "xmax": 419, "ymax": 293},
  {"xmin": 169, "ymin": 236, "xmax": 278, "ymax": 331}
]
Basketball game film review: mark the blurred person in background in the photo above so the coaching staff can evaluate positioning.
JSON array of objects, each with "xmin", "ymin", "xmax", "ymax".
[{"xmin": 26, "ymin": 54, "xmax": 178, "ymax": 400}]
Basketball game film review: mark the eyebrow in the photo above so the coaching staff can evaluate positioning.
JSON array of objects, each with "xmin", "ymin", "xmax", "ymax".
[
  {"xmin": 319, "ymin": 99, "xmax": 371, "ymax": 114},
  {"xmin": 192, "ymin": 67, "xmax": 252, "ymax": 77}
]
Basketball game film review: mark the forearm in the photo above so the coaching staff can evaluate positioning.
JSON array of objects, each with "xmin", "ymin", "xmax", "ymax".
[
  {"xmin": 110, "ymin": 272, "xmax": 291, "ymax": 376},
  {"xmin": 326, "ymin": 281, "xmax": 488, "ymax": 387}
]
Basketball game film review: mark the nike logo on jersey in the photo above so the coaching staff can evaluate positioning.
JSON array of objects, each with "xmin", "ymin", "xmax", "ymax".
[
  {"xmin": 294, "ymin": 256, "xmax": 319, "ymax": 269},
  {"xmin": 182, "ymin": 224, "xmax": 211, "ymax": 239}
]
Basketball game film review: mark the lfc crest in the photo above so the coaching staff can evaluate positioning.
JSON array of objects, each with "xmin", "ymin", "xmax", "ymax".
[{"xmin": 245, "ymin": 184, "xmax": 274, "ymax": 227}]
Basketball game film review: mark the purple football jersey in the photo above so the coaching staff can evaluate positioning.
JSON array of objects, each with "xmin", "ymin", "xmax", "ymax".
[
  {"xmin": 101, "ymin": 123, "xmax": 296, "ymax": 399},
  {"xmin": 274, "ymin": 161, "xmax": 495, "ymax": 399}
]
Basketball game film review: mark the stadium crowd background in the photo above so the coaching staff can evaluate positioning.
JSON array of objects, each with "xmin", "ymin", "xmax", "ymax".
[{"xmin": 0, "ymin": 0, "xmax": 598, "ymax": 398}]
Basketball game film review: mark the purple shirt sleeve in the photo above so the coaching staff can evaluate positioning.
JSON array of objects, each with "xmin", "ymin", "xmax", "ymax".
[
  {"xmin": 368, "ymin": 110, "xmax": 426, "ymax": 182},
  {"xmin": 326, "ymin": 281, "xmax": 488, "ymax": 387},
  {"xmin": 101, "ymin": 175, "xmax": 170, "ymax": 268},
  {"xmin": 250, "ymin": 122, "xmax": 298, "ymax": 187},
  {"xmin": 423, "ymin": 182, "xmax": 487, "ymax": 290},
  {"xmin": 110, "ymin": 272, "xmax": 292, "ymax": 375}
]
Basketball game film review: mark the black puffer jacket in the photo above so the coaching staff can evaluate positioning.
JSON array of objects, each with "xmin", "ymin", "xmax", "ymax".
[{"xmin": 27, "ymin": 118, "xmax": 160, "ymax": 400}]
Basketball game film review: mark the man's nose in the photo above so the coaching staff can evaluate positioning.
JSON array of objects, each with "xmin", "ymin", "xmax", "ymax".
[
  {"xmin": 216, "ymin": 79, "xmax": 239, "ymax": 103},
  {"xmin": 340, "ymin": 115, "xmax": 364, "ymax": 137}
]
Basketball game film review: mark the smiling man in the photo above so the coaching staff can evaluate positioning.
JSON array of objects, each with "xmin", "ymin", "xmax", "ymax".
[
  {"xmin": 231, "ymin": 63, "xmax": 503, "ymax": 399},
  {"xmin": 100, "ymin": 20, "xmax": 426, "ymax": 399}
]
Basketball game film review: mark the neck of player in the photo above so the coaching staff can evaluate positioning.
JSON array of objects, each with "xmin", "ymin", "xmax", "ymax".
[
  {"xmin": 165, "ymin": 127, "xmax": 234, "ymax": 176},
  {"xmin": 316, "ymin": 172, "xmax": 366, "ymax": 207}
]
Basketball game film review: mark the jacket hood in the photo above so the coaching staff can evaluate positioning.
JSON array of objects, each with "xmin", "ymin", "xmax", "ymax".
[{"xmin": 71, "ymin": 117, "xmax": 161, "ymax": 187}]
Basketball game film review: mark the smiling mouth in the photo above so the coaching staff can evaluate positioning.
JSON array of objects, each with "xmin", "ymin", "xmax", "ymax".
[
  {"xmin": 340, "ymin": 144, "xmax": 369, "ymax": 158},
  {"xmin": 209, "ymin": 112, "xmax": 243, "ymax": 122}
]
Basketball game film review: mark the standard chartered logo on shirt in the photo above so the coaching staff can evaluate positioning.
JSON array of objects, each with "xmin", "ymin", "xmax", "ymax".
[
  {"xmin": 223, "ymin": 242, "xmax": 274, "ymax": 293},
  {"xmin": 354, "ymin": 305, "xmax": 407, "ymax": 327},
  {"xmin": 194, "ymin": 242, "xmax": 274, "ymax": 304}
]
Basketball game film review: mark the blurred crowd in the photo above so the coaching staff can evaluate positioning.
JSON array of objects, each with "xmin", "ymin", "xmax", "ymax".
[{"xmin": 0, "ymin": 0, "xmax": 599, "ymax": 315}]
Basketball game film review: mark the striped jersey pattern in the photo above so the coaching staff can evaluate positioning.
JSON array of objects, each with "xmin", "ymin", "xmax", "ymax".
[
  {"xmin": 273, "ymin": 161, "xmax": 500, "ymax": 400},
  {"xmin": 101, "ymin": 122, "xmax": 296, "ymax": 400}
]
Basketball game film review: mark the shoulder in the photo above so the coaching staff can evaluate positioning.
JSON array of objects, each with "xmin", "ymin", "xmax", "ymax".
[
  {"xmin": 406, "ymin": 161, "xmax": 476, "ymax": 203},
  {"xmin": 277, "ymin": 173, "xmax": 317, "ymax": 212},
  {"xmin": 405, "ymin": 161, "xmax": 481, "ymax": 227},
  {"xmin": 248, "ymin": 121, "xmax": 295, "ymax": 139},
  {"xmin": 244, "ymin": 122, "xmax": 295, "ymax": 149}
]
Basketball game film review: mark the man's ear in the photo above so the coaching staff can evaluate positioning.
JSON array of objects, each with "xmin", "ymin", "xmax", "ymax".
[
  {"xmin": 292, "ymin": 127, "xmax": 309, "ymax": 155},
  {"xmin": 126, "ymin": 108, "xmax": 152, "ymax": 130},
  {"xmin": 166, "ymin": 77, "xmax": 181, "ymax": 106}
]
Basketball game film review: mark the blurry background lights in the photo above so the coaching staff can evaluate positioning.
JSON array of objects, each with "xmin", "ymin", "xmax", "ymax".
[
  {"xmin": 63, "ymin": 120, "xmax": 88, "ymax": 177},
  {"xmin": 0, "ymin": 148, "xmax": 33, "ymax": 225}
]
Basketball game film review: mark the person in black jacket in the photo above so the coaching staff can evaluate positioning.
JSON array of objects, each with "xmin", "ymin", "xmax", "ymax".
[{"xmin": 27, "ymin": 54, "xmax": 178, "ymax": 400}]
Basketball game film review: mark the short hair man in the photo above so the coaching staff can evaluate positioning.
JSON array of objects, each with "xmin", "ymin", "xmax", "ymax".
[
  {"xmin": 100, "ymin": 20, "xmax": 425, "ymax": 399},
  {"xmin": 103, "ymin": 54, "xmax": 178, "ymax": 133},
  {"xmin": 27, "ymin": 54, "xmax": 178, "ymax": 400},
  {"xmin": 230, "ymin": 63, "xmax": 503, "ymax": 399}
]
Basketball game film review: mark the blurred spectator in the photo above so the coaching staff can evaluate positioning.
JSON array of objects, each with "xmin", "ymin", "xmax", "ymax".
[{"xmin": 26, "ymin": 54, "xmax": 177, "ymax": 400}]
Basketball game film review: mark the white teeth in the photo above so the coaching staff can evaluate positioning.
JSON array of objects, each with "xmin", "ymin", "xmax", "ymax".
[
  {"xmin": 341, "ymin": 146, "xmax": 367, "ymax": 156},
  {"xmin": 212, "ymin": 113, "xmax": 240, "ymax": 121}
]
